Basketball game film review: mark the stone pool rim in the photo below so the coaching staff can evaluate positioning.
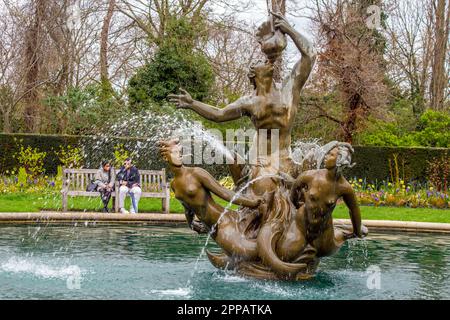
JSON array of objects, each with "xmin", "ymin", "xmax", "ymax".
[{"xmin": 0, "ymin": 212, "xmax": 449, "ymax": 234}]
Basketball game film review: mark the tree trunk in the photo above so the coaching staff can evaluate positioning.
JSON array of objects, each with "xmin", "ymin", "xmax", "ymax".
[
  {"xmin": 342, "ymin": 95, "xmax": 361, "ymax": 144},
  {"xmin": 430, "ymin": 0, "xmax": 449, "ymax": 111},
  {"xmin": 48, "ymin": 2, "xmax": 72, "ymax": 96},
  {"xmin": 100, "ymin": 0, "xmax": 116, "ymax": 100},
  {"xmin": 2, "ymin": 109, "xmax": 12, "ymax": 133},
  {"xmin": 23, "ymin": 0, "xmax": 46, "ymax": 133}
]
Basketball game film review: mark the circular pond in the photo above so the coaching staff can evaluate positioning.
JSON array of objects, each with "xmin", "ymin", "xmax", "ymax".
[{"xmin": 0, "ymin": 224, "xmax": 449, "ymax": 299}]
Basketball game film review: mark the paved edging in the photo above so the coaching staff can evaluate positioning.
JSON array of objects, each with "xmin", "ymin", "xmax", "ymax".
[
  {"xmin": 334, "ymin": 219, "xmax": 450, "ymax": 234},
  {"xmin": 0, "ymin": 212, "xmax": 186, "ymax": 224},
  {"xmin": 0, "ymin": 212, "xmax": 449, "ymax": 233}
]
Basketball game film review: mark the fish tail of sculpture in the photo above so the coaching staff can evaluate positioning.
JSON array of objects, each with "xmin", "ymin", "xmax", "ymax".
[
  {"xmin": 256, "ymin": 189, "xmax": 309, "ymax": 278},
  {"xmin": 206, "ymin": 250, "xmax": 235, "ymax": 270},
  {"xmin": 232, "ymin": 239, "xmax": 258, "ymax": 259},
  {"xmin": 220, "ymin": 237, "xmax": 258, "ymax": 260},
  {"xmin": 257, "ymin": 222, "xmax": 307, "ymax": 278}
]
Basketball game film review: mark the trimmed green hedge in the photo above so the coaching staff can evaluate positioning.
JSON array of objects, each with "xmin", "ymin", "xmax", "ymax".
[
  {"xmin": 0, "ymin": 133, "xmax": 226, "ymax": 178},
  {"xmin": 0, "ymin": 133, "xmax": 448, "ymax": 182},
  {"xmin": 0, "ymin": 134, "xmax": 80, "ymax": 175},
  {"xmin": 350, "ymin": 146, "xmax": 448, "ymax": 182}
]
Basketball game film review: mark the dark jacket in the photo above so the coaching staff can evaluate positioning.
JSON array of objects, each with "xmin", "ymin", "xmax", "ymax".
[{"xmin": 117, "ymin": 166, "xmax": 140, "ymax": 188}]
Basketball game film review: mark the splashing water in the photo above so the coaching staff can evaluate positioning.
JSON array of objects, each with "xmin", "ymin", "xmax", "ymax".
[
  {"xmin": 0, "ymin": 256, "xmax": 82, "ymax": 280},
  {"xmin": 148, "ymin": 287, "xmax": 192, "ymax": 298},
  {"xmin": 80, "ymin": 107, "xmax": 237, "ymax": 167},
  {"xmin": 291, "ymin": 139, "xmax": 325, "ymax": 169}
]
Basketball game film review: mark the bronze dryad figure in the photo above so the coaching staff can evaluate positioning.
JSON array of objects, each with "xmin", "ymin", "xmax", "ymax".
[
  {"xmin": 159, "ymin": 139, "xmax": 263, "ymax": 259},
  {"xmin": 164, "ymin": 12, "xmax": 367, "ymax": 280}
]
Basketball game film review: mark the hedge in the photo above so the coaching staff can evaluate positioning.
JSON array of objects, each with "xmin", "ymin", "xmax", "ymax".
[
  {"xmin": 0, "ymin": 133, "xmax": 448, "ymax": 182},
  {"xmin": 0, "ymin": 133, "xmax": 225, "ymax": 178},
  {"xmin": 350, "ymin": 145, "xmax": 449, "ymax": 183}
]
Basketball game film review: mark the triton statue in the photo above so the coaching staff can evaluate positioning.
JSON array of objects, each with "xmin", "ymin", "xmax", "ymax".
[{"xmin": 164, "ymin": 12, "xmax": 367, "ymax": 280}]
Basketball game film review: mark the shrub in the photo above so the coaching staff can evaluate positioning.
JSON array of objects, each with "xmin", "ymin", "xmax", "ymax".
[
  {"xmin": 128, "ymin": 17, "xmax": 214, "ymax": 109},
  {"xmin": 113, "ymin": 144, "xmax": 133, "ymax": 168},
  {"xmin": 427, "ymin": 154, "xmax": 450, "ymax": 192},
  {"xmin": 412, "ymin": 110, "xmax": 450, "ymax": 147},
  {"xmin": 56, "ymin": 145, "xmax": 84, "ymax": 169},
  {"xmin": 55, "ymin": 166, "xmax": 63, "ymax": 190},
  {"xmin": 13, "ymin": 142, "xmax": 47, "ymax": 178},
  {"xmin": 17, "ymin": 167, "xmax": 28, "ymax": 188},
  {"xmin": 42, "ymin": 84, "xmax": 123, "ymax": 135},
  {"xmin": 357, "ymin": 110, "xmax": 450, "ymax": 148}
]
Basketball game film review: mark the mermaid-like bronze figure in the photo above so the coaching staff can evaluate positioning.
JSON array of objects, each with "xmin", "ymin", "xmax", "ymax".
[
  {"xmin": 283, "ymin": 142, "xmax": 368, "ymax": 260},
  {"xmin": 159, "ymin": 139, "xmax": 263, "ymax": 259}
]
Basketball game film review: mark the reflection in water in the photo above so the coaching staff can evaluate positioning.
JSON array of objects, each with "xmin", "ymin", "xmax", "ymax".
[{"xmin": 0, "ymin": 224, "xmax": 449, "ymax": 299}]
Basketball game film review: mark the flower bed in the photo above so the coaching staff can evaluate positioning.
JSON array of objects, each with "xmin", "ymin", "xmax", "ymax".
[{"xmin": 350, "ymin": 178, "xmax": 449, "ymax": 209}]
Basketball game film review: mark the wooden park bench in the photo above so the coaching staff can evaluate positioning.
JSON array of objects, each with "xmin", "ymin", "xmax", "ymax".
[{"xmin": 62, "ymin": 168, "xmax": 170, "ymax": 213}]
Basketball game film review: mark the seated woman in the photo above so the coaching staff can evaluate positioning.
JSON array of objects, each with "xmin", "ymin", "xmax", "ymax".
[
  {"xmin": 159, "ymin": 139, "xmax": 263, "ymax": 259},
  {"xmin": 285, "ymin": 142, "xmax": 368, "ymax": 259},
  {"xmin": 94, "ymin": 160, "xmax": 115, "ymax": 213}
]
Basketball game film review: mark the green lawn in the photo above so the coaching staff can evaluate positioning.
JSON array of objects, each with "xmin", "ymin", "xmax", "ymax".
[
  {"xmin": 333, "ymin": 205, "xmax": 450, "ymax": 223},
  {"xmin": 0, "ymin": 193, "xmax": 449, "ymax": 223},
  {"xmin": 0, "ymin": 193, "xmax": 230, "ymax": 214}
]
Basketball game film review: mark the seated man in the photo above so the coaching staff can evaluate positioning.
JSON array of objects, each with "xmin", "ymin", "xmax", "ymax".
[{"xmin": 117, "ymin": 158, "xmax": 142, "ymax": 214}]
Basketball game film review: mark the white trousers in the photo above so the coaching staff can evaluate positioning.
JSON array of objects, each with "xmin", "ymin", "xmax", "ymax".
[{"xmin": 119, "ymin": 185, "xmax": 142, "ymax": 212}]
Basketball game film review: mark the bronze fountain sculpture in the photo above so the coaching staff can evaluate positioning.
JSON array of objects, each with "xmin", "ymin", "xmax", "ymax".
[{"xmin": 164, "ymin": 12, "xmax": 367, "ymax": 280}]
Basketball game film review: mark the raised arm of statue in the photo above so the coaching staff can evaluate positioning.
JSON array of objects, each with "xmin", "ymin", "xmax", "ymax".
[
  {"xmin": 193, "ymin": 168, "xmax": 261, "ymax": 208},
  {"xmin": 271, "ymin": 11, "xmax": 316, "ymax": 106},
  {"xmin": 168, "ymin": 88, "xmax": 253, "ymax": 123}
]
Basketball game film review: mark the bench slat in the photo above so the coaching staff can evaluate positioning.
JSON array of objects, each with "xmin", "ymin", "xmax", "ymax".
[
  {"xmin": 144, "ymin": 174, "xmax": 148, "ymax": 192},
  {"xmin": 68, "ymin": 191, "xmax": 99, "ymax": 197},
  {"xmin": 64, "ymin": 169, "xmax": 98, "ymax": 174},
  {"xmin": 139, "ymin": 170, "xmax": 165, "ymax": 175},
  {"xmin": 67, "ymin": 191, "xmax": 117, "ymax": 197},
  {"xmin": 141, "ymin": 192, "xmax": 166, "ymax": 197},
  {"xmin": 64, "ymin": 169, "xmax": 165, "ymax": 175}
]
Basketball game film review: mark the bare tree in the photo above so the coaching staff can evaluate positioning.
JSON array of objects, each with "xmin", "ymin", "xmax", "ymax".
[
  {"xmin": 305, "ymin": 0, "xmax": 388, "ymax": 143},
  {"xmin": 116, "ymin": 0, "xmax": 210, "ymax": 47},
  {"xmin": 0, "ymin": 3, "xmax": 18, "ymax": 133},
  {"xmin": 429, "ymin": 0, "xmax": 450, "ymax": 111},
  {"xmin": 0, "ymin": 0, "xmax": 60, "ymax": 133},
  {"xmin": 384, "ymin": 0, "xmax": 434, "ymax": 117},
  {"xmin": 202, "ymin": 18, "xmax": 264, "ymax": 104},
  {"xmin": 22, "ymin": 0, "xmax": 48, "ymax": 132}
]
